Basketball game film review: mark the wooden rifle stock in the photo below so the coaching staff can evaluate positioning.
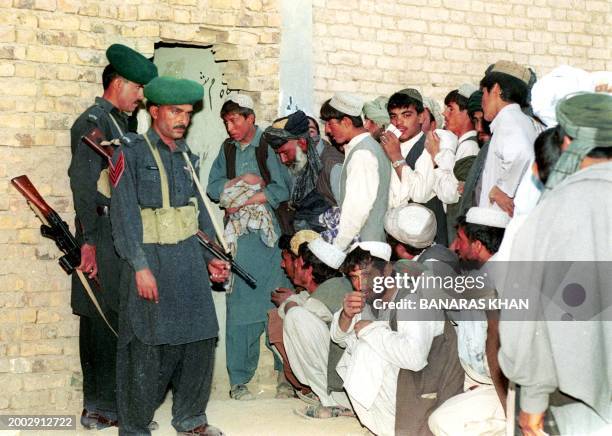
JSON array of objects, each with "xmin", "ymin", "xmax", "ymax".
[
  {"xmin": 11, "ymin": 175, "xmax": 54, "ymax": 219},
  {"xmin": 196, "ymin": 230, "xmax": 257, "ymax": 288},
  {"xmin": 82, "ymin": 127, "xmax": 113, "ymax": 160}
]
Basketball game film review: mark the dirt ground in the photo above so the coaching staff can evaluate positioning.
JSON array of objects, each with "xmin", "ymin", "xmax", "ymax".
[{"xmin": 8, "ymin": 388, "xmax": 368, "ymax": 436}]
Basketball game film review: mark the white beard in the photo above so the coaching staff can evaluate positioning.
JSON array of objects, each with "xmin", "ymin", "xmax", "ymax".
[{"xmin": 288, "ymin": 146, "xmax": 308, "ymax": 176}]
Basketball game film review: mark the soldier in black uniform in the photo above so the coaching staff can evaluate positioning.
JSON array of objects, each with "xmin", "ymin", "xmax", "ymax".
[
  {"xmin": 68, "ymin": 44, "xmax": 157, "ymax": 429},
  {"xmin": 110, "ymin": 76, "xmax": 227, "ymax": 436}
]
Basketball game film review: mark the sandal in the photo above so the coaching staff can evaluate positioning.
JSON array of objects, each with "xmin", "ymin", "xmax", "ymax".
[
  {"xmin": 296, "ymin": 390, "xmax": 320, "ymax": 406},
  {"xmin": 275, "ymin": 381, "xmax": 297, "ymax": 399},
  {"xmin": 229, "ymin": 384, "xmax": 255, "ymax": 401},
  {"xmin": 294, "ymin": 404, "xmax": 355, "ymax": 419}
]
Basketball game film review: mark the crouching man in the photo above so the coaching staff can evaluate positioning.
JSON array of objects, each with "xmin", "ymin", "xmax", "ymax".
[
  {"xmin": 278, "ymin": 238, "xmax": 354, "ymax": 418},
  {"xmin": 330, "ymin": 242, "xmax": 463, "ymax": 435}
]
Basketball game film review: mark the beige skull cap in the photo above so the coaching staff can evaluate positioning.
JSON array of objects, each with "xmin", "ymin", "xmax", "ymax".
[
  {"xmin": 329, "ymin": 92, "xmax": 365, "ymax": 117},
  {"xmin": 289, "ymin": 230, "xmax": 320, "ymax": 256},
  {"xmin": 490, "ymin": 60, "xmax": 531, "ymax": 85}
]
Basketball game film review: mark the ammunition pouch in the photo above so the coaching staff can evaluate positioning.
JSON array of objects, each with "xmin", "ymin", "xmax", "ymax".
[{"xmin": 140, "ymin": 197, "xmax": 199, "ymax": 244}]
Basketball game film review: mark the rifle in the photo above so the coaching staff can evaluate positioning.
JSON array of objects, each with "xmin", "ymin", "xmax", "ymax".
[
  {"xmin": 83, "ymin": 127, "xmax": 257, "ymax": 289},
  {"xmin": 11, "ymin": 175, "xmax": 118, "ymax": 336},
  {"xmin": 196, "ymin": 230, "xmax": 257, "ymax": 288},
  {"xmin": 11, "ymin": 175, "xmax": 80, "ymax": 274}
]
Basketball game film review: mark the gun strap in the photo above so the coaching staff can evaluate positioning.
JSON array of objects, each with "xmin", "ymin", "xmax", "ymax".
[
  {"xmin": 108, "ymin": 113, "xmax": 125, "ymax": 137},
  {"xmin": 182, "ymin": 152, "xmax": 230, "ymax": 253},
  {"xmin": 143, "ymin": 134, "xmax": 171, "ymax": 208},
  {"xmin": 76, "ymin": 270, "xmax": 118, "ymax": 337}
]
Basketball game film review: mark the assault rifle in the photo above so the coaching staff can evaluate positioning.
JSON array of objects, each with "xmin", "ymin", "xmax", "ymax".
[
  {"xmin": 196, "ymin": 230, "xmax": 257, "ymax": 288},
  {"xmin": 82, "ymin": 127, "xmax": 258, "ymax": 289},
  {"xmin": 11, "ymin": 175, "xmax": 80, "ymax": 274},
  {"xmin": 12, "ymin": 174, "xmax": 117, "ymax": 336}
]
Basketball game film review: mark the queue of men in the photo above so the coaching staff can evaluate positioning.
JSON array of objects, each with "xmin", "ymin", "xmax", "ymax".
[{"xmin": 66, "ymin": 41, "xmax": 611, "ymax": 436}]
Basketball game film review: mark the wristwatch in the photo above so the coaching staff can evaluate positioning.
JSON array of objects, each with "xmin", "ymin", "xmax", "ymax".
[{"xmin": 392, "ymin": 159, "xmax": 405, "ymax": 169}]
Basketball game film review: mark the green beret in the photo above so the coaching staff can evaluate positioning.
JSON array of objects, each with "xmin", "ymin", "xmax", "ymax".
[
  {"xmin": 144, "ymin": 76, "xmax": 204, "ymax": 105},
  {"xmin": 106, "ymin": 44, "xmax": 158, "ymax": 85}
]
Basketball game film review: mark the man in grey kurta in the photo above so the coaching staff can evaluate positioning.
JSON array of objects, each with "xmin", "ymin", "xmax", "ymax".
[
  {"xmin": 207, "ymin": 94, "xmax": 291, "ymax": 400},
  {"xmin": 499, "ymin": 93, "xmax": 612, "ymax": 435},
  {"xmin": 68, "ymin": 43, "xmax": 157, "ymax": 429},
  {"xmin": 111, "ymin": 77, "xmax": 226, "ymax": 436}
]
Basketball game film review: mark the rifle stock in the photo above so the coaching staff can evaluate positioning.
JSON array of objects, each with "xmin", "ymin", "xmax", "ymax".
[
  {"xmin": 82, "ymin": 127, "xmax": 113, "ymax": 160},
  {"xmin": 196, "ymin": 230, "xmax": 257, "ymax": 288},
  {"xmin": 11, "ymin": 175, "xmax": 81, "ymax": 274},
  {"xmin": 11, "ymin": 175, "xmax": 54, "ymax": 218}
]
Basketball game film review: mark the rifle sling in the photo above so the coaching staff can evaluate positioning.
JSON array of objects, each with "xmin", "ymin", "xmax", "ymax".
[{"xmin": 76, "ymin": 269, "xmax": 118, "ymax": 337}]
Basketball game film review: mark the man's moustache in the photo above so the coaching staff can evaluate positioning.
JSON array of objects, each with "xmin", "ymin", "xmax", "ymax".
[{"xmin": 173, "ymin": 125, "xmax": 187, "ymax": 129}]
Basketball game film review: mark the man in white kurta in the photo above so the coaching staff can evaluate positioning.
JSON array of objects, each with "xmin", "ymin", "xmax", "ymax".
[
  {"xmin": 477, "ymin": 61, "xmax": 537, "ymax": 215},
  {"xmin": 429, "ymin": 207, "xmax": 510, "ymax": 436},
  {"xmin": 329, "ymin": 241, "xmax": 444, "ymax": 436},
  {"xmin": 320, "ymin": 93, "xmax": 391, "ymax": 251},
  {"xmin": 380, "ymin": 89, "xmax": 437, "ymax": 209}
]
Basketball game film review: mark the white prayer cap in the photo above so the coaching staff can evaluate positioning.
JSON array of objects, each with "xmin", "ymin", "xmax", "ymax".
[
  {"xmin": 422, "ymin": 97, "xmax": 444, "ymax": 128},
  {"xmin": 385, "ymin": 204, "xmax": 436, "ymax": 248},
  {"xmin": 466, "ymin": 207, "xmax": 510, "ymax": 229},
  {"xmin": 329, "ymin": 92, "xmax": 364, "ymax": 117},
  {"xmin": 349, "ymin": 241, "xmax": 392, "ymax": 261},
  {"xmin": 308, "ymin": 238, "xmax": 346, "ymax": 269},
  {"xmin": 457, "ymin": 83, "xmax": 479, "ymax": 99},
  {"xmin": 224, "ymin": 93, "xmax": 254, "ymax": 110},
  {"xmin": 434, "ymin": 128, "xmax": 458, "ymax": 151}
]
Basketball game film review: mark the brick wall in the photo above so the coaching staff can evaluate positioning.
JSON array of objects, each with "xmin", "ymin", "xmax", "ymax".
[
  {"xmin": 0, "ymin": 0, "xmax": 281, "ymax": 413},
  {"xmin": 1, "ymin": 0, "xmax": 611, "ymax": 414},
  {"xmin": 312, "ymin": 0, "xmax": 611, "ymax": 108}
]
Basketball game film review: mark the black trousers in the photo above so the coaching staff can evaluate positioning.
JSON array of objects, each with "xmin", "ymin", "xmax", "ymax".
[
  {"xmin": 79, "ymin": 312, "xmax": 118, "ymax": 419},
  {"xmin": 117, "ymin": 336, "xmax": 216, "ymax": 436}
]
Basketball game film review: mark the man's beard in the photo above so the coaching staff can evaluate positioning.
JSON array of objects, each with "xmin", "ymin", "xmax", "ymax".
[{"xmin": 288, "ymin": 146, "xmax": 308, "ymax": 176}]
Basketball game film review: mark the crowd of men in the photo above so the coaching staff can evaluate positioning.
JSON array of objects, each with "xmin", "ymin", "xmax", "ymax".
[{"xmin": 66, "ymin": 42, "xmax": 611, "ymax": 436}]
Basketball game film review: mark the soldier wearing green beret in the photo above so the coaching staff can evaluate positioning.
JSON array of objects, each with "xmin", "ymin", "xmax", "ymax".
[
  {"xmin": 110, "ymin": 76, "xmax": 226, "ymax": 436},
  {"xmin": 67, "ymin": 43, "xmax": 157, "ymax": 430}
]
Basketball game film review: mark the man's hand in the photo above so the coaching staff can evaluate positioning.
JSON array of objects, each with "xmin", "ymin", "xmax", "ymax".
[
  {"xmin": 379, "ymin": 131, "xmax": 403, "ymax": 162},
  {"xmin": 457, "ymin": 181, "xmax": 465, "ymax": 195},
  {"xmin": 241, "ymin": 173, "xmax": 265, "ymax": 186},
  {"xmin": 271, "ymin": 287, "xmax": 294, "ymax": 307},
  {"xmin": 354, "ymin": 320, "xmax": 373, "ymax": 336},
  {"xmin": 226, "ymin": 191, "xmax": 267, "ymax": 215},
  {"xmin": 208, "ymin": 258, "xmax": 230, "ymax": 283},
  {"xmin": 78, "ymin": 243, "xmax": 98, "ymax": 279},
  {"xmin": 339, "ymin": 291, "xmax": 365, "ymax": 331},
  {"xmin": 489, "ymin": 185, "xmax": 514, "ymax": 217},
  {"xmin": 425, "ymin": 130, "xmax": 441, "ymax": 162},
  {"xmin": 135, "ymin": 268, "xmax": 158, "ymax": 303},
  {"xmin": 518, "ymin": 410, "xmax": 545, "ymax": 436}
]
